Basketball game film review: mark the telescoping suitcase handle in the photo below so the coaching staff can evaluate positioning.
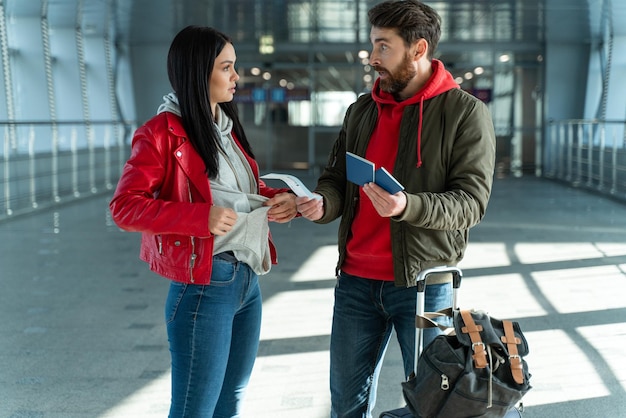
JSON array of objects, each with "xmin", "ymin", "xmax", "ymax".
[{"xmin": 414, "ymin": 266, "xmax": 462, "ymax": 369}]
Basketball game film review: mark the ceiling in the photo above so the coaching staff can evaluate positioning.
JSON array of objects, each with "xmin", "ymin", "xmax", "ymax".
[{"xmin": 4, "ymin": 0, "xmax": 626, "ymax": 92}]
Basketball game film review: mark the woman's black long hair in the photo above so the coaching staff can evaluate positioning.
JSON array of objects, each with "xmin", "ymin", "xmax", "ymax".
[{"xmin": 167, "ymin": 25, "xmax": 255, "ymax": 179}]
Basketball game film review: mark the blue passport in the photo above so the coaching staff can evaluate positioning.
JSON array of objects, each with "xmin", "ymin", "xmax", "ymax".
[{"xmin": 346, "ymin": 152, "xmax": 404, "ymax": 194}]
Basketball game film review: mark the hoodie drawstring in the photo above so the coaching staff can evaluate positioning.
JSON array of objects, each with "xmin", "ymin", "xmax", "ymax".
[{"xmin": 416, "ymin": 97, "xmax": 424, "ymax": 168}]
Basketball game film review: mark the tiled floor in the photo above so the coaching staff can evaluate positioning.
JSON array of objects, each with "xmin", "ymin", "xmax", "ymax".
[{"xmin": 1, "ymin": 175, "xmax": 626, "ymax": 417}]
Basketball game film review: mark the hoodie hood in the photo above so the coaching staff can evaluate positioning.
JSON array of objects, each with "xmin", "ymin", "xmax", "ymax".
[
  {"xmin": 213, "ymin": 105, "xmax": 234, "ymax": 141},
  {"xmin": 371, "ymin": 59, "xmax": 459, "ymax": 167},
  {"xmin": 157, "ymin": 92, "xmax": 181, "ymax": 116},
  {"xmin": 157, "ymin": 92, "xmax": 234, "ymax": 138}
]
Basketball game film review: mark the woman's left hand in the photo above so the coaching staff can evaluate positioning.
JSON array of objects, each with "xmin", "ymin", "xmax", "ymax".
[{"xmin": 264, "ymin": 192, "xmax": 298, "ymax": 223}]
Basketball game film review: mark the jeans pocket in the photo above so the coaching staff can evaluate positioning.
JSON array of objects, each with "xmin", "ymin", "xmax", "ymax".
[
  {"xmin": 210, "ymin": 257, "xmax": 237, "ymax": 286},
  {"xmin": 165, "ymin": 281, "xmax": 187, "ymax": 324}
]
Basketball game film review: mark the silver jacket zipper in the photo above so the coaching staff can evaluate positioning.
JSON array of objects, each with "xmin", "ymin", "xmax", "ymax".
[{"xmin": 187, "ymin": 179, "xmax": 196, "ymax": 283}]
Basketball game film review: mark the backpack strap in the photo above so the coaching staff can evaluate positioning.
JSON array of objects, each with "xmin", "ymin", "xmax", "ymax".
[
  {"xmin": 460, "ymin": 310, "xmax": 488, "ymax": 368},
  {"xmin": 414, "ymin": 307, "xmax": 454, "ymax": 331},
  {"xmin": 501, "ymin": 320, "xmax": 524, "ymax": 384}
]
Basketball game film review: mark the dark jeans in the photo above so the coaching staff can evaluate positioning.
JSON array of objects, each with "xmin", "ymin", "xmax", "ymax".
[{"xmin": 330, "ymin": 272, "xmax": 452, "ymax": 418}]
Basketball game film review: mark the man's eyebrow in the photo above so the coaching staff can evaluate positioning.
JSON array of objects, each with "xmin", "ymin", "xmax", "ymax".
[{"xmin": 371, "ymin": 36, "xmax": 391, "ymax": 43}]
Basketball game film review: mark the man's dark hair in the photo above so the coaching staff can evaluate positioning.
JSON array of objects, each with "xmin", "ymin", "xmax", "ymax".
[
  {"xmin": 167, "ymin": 25, "xmax": 254, "ymax": 178},
  {"xmin": 368, "ymin": 0, "xmax": 441, "ymax": 59}
]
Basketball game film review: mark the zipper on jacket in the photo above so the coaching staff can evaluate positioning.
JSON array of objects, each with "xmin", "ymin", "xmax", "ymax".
[
  {"xmin": 190, "ymin": 250, "xmax": 197, "ymax": 270},
  {"xmin": 187, "ymin": 179, "xmax": 196, "ymax": 283}
]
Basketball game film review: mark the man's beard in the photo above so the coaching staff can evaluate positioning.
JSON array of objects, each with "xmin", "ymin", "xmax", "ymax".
[{"xmin": 376, "ymin": 52, "xmax": 416, "ymax": 98}]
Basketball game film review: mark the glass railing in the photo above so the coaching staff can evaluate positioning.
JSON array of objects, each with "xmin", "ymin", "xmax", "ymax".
[
  {"xmin": 6, "ymin": 117, "xmax": 623, "ymax": 221},
  {"xmin": 0, "ymin": 120, "xmax": 134, "ymax": 221},
  {"xmin": 545, "ymin": 119, "xmax": 626, "ymax": 199}
]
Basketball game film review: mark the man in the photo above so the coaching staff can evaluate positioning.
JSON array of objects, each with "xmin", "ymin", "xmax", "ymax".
[{"xmin": 296, "ymin": 1, "xmax": 496, "ymax": 417}]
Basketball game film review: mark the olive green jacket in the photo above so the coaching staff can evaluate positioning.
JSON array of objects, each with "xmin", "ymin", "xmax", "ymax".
[{"xmin": 313, "ymin": 88, "xmax": 496, "ymax": 287}]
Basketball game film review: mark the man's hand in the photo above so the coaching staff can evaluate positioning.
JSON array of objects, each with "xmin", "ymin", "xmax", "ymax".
[
  {"xmin": 363, "ymin": 182, "xmax": 406, "ymax": 217},
  {"xmin": 295, "ymin": 194, "xmax": 324, "ymax": 221},
  {"xmin": 209, "ymin": 206, "xmax": 238, "ymax": 235},
  {"xmin": 264, "ymin": 192, "xmax": 298, "ymax": 223}
]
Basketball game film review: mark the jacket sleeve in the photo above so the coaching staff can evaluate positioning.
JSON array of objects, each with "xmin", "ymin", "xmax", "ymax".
[
  {"xmin": 396, "ymin": 97, "xmax": 496, "ymax": 230},
  {"xmin": 109, "ymin": 124, "xmax": 212, "ymax": 238}
]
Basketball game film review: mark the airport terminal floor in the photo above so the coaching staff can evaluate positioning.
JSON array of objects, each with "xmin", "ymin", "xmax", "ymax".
[{"xmin": 1, "ymin": 173, "xmax": 626, "ymax": 417}]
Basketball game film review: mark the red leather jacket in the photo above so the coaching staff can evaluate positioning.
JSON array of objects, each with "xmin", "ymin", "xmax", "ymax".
[{"xmin": 110, "ymin": 111, "xmax": 287, "ymax": 284}]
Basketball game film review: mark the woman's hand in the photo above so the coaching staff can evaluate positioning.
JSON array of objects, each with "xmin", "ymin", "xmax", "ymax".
[
  {"xmin": 295, "ymin": 194, "xmax": 324, "ymax": 221},
  {"xmin": 264, "ymin": 192, "xmax": 298, "ymax": 223},
  {"xmin": 209, "ymin": 206, "xmax": 238, "ymax": 235}
]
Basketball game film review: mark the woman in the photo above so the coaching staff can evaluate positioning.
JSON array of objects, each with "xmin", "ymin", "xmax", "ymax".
[{"xmin": 109, "ymin": 26, "xmax": 297, "ymax": 417}]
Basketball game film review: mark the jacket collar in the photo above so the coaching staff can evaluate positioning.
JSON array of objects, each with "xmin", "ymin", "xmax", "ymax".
[{"xmin": 164, "ymin": 112, "xmax": 188, "ymax": 137}]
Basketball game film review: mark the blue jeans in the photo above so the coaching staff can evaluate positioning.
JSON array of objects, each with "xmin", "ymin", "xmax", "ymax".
[
  {"xmin": 330, "ymin": 272, "xmax": 452, "ymax": 418},
  {"xmin": 165, "ymin": 255, "xmax": 262, "ymax": 418}
]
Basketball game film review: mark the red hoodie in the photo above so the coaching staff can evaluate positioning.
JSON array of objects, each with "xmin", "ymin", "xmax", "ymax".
[{"xmin": 342, "ymin": 59, "xmax": 459, "ymax": 281}]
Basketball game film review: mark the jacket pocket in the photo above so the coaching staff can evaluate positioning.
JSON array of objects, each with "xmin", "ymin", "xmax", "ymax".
[
  {"xmin": 158, "ymin": 234, "xmax": 192, "ymax": 267},
  {"xmin": 405, "ymin": 227, "xmax": 463, "ymax": 262}
]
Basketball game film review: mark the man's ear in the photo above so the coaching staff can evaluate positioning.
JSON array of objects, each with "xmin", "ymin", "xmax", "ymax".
[{"xmin": 414, "ymin": 38, "xmax": 428, "ymax": 59}]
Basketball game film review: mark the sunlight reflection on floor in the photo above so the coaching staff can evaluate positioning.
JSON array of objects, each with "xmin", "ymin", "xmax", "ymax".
[{"xmin": 99, "ymin": 241, "xmax": 626, "ymax": 417}]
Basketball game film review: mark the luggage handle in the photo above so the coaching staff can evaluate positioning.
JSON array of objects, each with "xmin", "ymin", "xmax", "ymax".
[{"xmin": 414, "ymin": 266, "xmax": 463, "ymax": 370}]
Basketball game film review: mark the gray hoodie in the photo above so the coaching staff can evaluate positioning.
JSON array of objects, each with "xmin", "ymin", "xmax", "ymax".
[{"xmin": 157, "ymin": 93, "xmax": 272, "ymax": 275}]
